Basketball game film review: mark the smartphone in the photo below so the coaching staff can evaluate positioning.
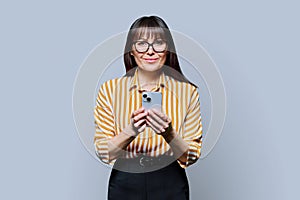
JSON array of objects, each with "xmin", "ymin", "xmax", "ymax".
[{"xmin": 142, "ymin": 92, "xmax": 162, "ymax": 111}]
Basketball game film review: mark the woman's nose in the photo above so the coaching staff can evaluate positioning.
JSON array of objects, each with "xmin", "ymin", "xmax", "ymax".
[{"xmin": 147, "ymin": 45, "xmax": 154, "ymax": 55}]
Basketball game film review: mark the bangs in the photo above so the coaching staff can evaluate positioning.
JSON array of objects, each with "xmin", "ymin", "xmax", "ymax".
[{"xmin": 131, "ymin": 26, "xmax": 167, "ymax": 41}]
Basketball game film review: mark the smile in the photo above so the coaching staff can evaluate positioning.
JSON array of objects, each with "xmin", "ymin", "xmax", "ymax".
[{"xmin": 144, "ymin": 58, "xmax": 158, "ymax": 63}]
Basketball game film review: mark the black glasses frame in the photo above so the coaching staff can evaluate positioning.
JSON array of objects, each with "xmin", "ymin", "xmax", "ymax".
[{"xmin": 133, "ymin": 40, "xmax": 168, "ymax": 53}]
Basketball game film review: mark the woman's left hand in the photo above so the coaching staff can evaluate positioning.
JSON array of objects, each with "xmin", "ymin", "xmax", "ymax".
[{"xmin": 146, "ymin": 108, "xmax": 173, "ymax": 136}]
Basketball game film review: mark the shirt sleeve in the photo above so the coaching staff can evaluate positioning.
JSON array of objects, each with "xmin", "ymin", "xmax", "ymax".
[
  {"xmin": 93, "ymin": 82, "xmax": 116, "ymax": 166},
  {"xmin": 177, "ymin": 86, "xmax": 203, "ymax": 168}
]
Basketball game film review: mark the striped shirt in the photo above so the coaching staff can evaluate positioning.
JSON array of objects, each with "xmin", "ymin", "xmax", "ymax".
[{"xmin": 94, "ymin": 67, "xmax": 203, "ymax": 168}]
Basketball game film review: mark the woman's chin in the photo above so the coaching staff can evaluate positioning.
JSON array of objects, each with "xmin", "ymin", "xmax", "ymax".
[{"xmin": 140, "ymin": 63, "xmax": 163, "ymax": 72}]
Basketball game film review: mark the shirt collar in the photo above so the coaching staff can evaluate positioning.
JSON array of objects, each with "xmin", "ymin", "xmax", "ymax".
[{"xmin": 128, "ymin": 67, "xmax": 166, "ymax": 92}]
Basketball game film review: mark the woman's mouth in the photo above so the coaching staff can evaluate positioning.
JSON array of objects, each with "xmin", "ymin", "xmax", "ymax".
[{"xmin": 144, "ymin": 58, "xmax": 158, "ymax": 63}]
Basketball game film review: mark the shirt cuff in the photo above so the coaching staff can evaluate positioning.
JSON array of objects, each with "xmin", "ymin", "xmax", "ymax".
[
  {"xmin": 176, "ymin": 141, "xmax": 201, "ymax": 168},
  {"xmin": 94, "ymin": 140, "xmax": 116, "ymax": 166}
]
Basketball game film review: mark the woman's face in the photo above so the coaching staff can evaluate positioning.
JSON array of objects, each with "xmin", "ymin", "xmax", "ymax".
[{"xmin": 131, "ymin": 35, "xmax": 167, "ymax": 73}]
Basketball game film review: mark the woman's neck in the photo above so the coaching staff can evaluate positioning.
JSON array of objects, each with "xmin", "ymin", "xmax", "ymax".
[{"xmin": 137, "ymin": 68, "xmax": 162, "ymax": 89}]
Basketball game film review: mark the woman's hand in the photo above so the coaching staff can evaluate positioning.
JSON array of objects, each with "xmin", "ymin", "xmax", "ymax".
[
  {"xmin": 108, "ymin": 107, "xmax": 147, "ymax": 160},
  {"xmin": 123, "ymin": 107, "xmax": 148, "ymax": 137},
  {"xmin": 146, "ymin": 108, "xmax": 173, "ymax": 137}
]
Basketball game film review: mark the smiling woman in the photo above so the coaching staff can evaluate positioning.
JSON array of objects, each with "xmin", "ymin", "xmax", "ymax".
[{"xmin": 94, "ymin": 15, "xmax": 203, "ymax": 200}]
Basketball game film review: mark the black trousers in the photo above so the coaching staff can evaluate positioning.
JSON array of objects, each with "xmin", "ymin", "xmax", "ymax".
[{"xmin": 108, "ymin": 159, "xmax": 189, "ymax": 200}]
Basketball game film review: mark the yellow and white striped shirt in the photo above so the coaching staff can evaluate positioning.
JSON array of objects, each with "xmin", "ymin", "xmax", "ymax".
[{"xmin": 94, "ymin": 67, "xmax": 203, "ymax": 168}]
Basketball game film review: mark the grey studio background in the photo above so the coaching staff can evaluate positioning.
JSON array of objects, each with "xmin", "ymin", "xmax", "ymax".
[{"xmin": 0, "ymin": 0, "xmax": 299, "ymax": 200}]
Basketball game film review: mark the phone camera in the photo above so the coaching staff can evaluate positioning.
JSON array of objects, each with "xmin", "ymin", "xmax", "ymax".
[{"xmin": 146, "ymin": 97, "xmax": 151, "ymax": 102}]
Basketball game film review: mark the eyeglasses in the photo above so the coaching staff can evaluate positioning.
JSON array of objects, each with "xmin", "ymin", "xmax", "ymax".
[{"xmin": 133, "ymin": 39, "xmax": 167, "ymax": 53}]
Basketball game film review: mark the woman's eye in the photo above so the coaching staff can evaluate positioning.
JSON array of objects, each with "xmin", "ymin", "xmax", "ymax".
[
  {"xmin": 154, "ymin": 40, "xmax": 164, "ymax": 45},
  {"xmin": 136, "ymin": 41, "xmax": 147, "ymax": 46}
]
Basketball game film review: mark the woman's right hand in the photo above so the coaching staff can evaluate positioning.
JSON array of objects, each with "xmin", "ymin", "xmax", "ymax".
[{"xmin": 123, "ymin": 107, "xmax": 148, "ymax": 137}]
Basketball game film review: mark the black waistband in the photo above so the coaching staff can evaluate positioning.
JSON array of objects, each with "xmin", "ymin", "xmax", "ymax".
[{"xmin": 113, "ymin": 155, "xmax": 176, "ymax": 173}]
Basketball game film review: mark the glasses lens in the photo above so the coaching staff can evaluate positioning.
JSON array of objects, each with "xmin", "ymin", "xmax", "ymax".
[
  {"xmin": 153, "ymin": 40, "xmax": 167, "ymax": 52},
  {"xmin": 135, "ymin": 41, "xmax": 148, "ymax": 52}
]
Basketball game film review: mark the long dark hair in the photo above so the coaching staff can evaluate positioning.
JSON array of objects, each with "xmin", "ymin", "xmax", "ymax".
[{"xmin": 123, "ymin": 15, "xmax": 196, "ymax": 87}]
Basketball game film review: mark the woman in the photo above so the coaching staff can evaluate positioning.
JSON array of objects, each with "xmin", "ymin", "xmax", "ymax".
[{"xmin": 94, "ymin": 15, "xmax": 203, "ymax": 200}]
